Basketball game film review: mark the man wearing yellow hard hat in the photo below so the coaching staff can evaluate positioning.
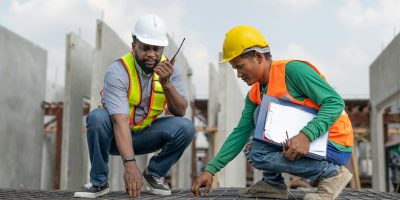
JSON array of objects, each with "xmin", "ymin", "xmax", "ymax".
[{"xmin": 192, "ymin": 25, "xmax": 354, "ymax": 200}]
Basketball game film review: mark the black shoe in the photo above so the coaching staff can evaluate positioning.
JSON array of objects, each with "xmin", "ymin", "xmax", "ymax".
[
  {"xmin": 74, "ymin": 182, "xmax": 110, "ymax": 198},
  {"xmin": 143, "ymin": 169, "xmax": 171, "ymax": 195}
]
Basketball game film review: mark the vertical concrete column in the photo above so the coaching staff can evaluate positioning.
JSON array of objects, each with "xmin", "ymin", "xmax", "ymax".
[
  {"xmin": 61, "ymin": 33, "xmax": 94, "ymax": 190},
  {"xmin": 165, "ymin": 36, "xmax": 194, "ymax": 189},
  {"xmin": 370, "ymin": 105, "xmax": 386, "ymax": 191},
  {"xmin": 217, "ymin": 53, "xmax": 246, "ymax": 187},
  {"xmin": 208, "ymin": 63, "xmax": 218, "ymax": 160},
  {"xmin": 0, "ymin": 25, "xmax": 47, "ymax": 189},
  {"xmin": 91, "ymin": 20, "xmax": 132, "ymax": 191}
]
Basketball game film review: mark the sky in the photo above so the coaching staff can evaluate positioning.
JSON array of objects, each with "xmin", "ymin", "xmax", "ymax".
[{"xmin": 1, "ymin": 0, "xmax": 400, "ymax": 99}]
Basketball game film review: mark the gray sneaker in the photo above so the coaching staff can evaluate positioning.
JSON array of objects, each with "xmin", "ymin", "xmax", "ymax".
[
  {"xmin": 74, "ymin": 182, "xmax": 110, "ymax": 198},
  {"xmin": 239, "ymin": 180, "xmax": 288, "ymax": 199},
  {"xmin": 143, "ymin": 169, "xmax": 171, "ymax": 196},
  {"xmin": 304, "ymin": 166, "xmax": 353, "ymax": 200}
]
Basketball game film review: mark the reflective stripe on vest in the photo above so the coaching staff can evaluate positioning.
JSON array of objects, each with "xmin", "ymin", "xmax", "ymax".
[
  {"xmin": 120, "ymin": 52, "xmax": 167, "ymax": 131},
  {"xmin": 248, "ymin": 60, "xmax": 354, "ymax": 147}
]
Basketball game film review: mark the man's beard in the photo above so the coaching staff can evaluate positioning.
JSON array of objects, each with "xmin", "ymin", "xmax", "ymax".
[{"xmin": 134, "ymin": 52, "xmax": 161, "ymax": 74}]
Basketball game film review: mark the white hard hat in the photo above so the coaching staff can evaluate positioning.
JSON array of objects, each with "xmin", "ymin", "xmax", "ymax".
[{"xmin": 132, "ymin": 14, "xmax": 168, "ymax": 47}]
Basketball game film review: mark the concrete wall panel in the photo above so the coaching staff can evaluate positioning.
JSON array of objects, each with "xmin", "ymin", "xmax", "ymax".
[
  {"xmin": 370, "ymin": 33, "xmax": 400, "ymax": 106},
  {"xmin": 60, "ymin": 33, "xmax": 94, "ymax": 190},
  {"xmin": 217, "ymin": 54, "xmax": 246, "ymax": 187},
  {"xmin": 90, "ymin": 20, "xmax": 131, "ymax": 110},
  {"xmin": 0, "ymin": 25, "xmax": 47, "ymax": 189},
  {"xmin": 207, "ymin": 63, "xmax": 218, "ymax": 172},
  {"xmin": 163, "ymin": 36, "xmax": 195, "ymax": 189},
  {"xmin": 89, "ymin": 20, "xmax": 131, "ymax": 191},
  {"xmin": 208, "ymin": 63, "xmax": 218, "ymax": 128},
  {"xmin": 369, "ymin": 33, "xmax": 400, "ymax": 191}
]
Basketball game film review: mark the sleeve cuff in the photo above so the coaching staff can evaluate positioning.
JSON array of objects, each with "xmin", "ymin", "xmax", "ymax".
[
  {"xmin": 204, "ymin": 164, "xmax": 218, "ymax": 176},
  {"xmin": 300, "ymin": 127, "xmax": 315, "ymax": 141}
]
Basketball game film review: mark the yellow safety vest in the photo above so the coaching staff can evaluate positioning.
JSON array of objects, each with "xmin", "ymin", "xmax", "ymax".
[{"xmin": 119, "ymin": 51, "xmax": 167, "ymax": 131}]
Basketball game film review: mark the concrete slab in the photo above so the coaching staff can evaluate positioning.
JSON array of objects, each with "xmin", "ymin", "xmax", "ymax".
[
  {"xmin": 89, "ymin": 20, "xmax": 132, "ymax": 191},
  {"xmin": 163, "ymin": 35, "xmax": 195, "ymax": 189},
  {"xmin": 90, "ymin": 20, "xmax": 130, "ymax": 110},
  {"xmin": 207, "ymin": 63, "xmax": 218, "ymax": 162},
  {"xmin": 60, "ymin": 33, "xmax": 94, "ymax": 190},
  {"xmin": 369, "ymin": 32, "xmax": 400, "ymax": 191},
  {"xmin": 216, "ymin": 53, "xmax": 246, "ymax": 187},
  {"xmin": 0, "ymin": 25, "xmax": 47, "ymax": 189},
  {"xmin": 370, "ymin": 33, "xmax": 400, "ymax": 107}
]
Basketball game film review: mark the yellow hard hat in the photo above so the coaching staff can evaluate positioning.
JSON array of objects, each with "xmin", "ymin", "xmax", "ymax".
[{"xmin": 221, "ymin": 25, "xmax": 269, "ymax": 63}]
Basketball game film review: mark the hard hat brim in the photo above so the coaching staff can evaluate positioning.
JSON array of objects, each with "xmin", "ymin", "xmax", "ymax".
[
  {"xmin": 136, "ymin": 35, "xmax": 168, "ymax": 47},
  {"xmin": 219, "ymin": 58, "xmax": 231, "ymax": 64}
]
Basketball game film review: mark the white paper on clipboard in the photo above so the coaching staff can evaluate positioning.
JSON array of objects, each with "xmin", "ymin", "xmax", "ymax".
[{"xmin": 264, "ymin": 101, "xmax": 328, "ymax": 157}]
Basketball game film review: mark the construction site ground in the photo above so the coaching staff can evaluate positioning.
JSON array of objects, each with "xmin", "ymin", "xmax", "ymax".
[{"xmin": 1, "ymin": 187, "xmax": 400, "ymax": 199}]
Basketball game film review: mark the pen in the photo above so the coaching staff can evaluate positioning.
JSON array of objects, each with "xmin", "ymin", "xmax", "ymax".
[{"xmin": 286, "ymin": 131, "xmax": 290, "ymax": 147}]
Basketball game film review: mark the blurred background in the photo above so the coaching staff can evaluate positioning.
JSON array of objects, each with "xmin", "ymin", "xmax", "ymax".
[{"xmin": 1, "ymin": 0, "xmax": 400, "ymax": 193}]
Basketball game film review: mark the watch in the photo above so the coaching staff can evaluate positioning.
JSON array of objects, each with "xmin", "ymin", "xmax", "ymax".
[{"xmin": 123, "ymin": 156, "xmax": 136, "ymax": 163}]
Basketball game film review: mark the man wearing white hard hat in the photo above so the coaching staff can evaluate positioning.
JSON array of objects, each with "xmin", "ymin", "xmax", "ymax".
[{"xmin": 74, "ymin": 14, "xmax": 195, "ymax": 198}]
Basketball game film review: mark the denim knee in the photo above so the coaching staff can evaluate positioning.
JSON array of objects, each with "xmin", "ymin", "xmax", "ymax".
[
  {"xmin": 249, "ymin": 148, "xmax": 273, "ymax": 171},
  {"xmin": 86, "ymin": 108, "xmax": 111, "ymax": 135},
  {"xmin": 175, "ymin": 117, "xmax": 195, "ymax": 141}
]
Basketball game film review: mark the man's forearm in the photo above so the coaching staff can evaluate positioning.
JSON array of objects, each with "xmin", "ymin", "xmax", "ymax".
[
  {"xmin": 162, "ymin": 82, "xmax": 187, "ymax": 116},
  {"xmin": 111, "ymin": 114, "xmax": 135, "ymax": 159}
]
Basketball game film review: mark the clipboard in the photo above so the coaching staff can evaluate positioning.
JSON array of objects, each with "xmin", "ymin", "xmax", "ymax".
[{"xmin": 253, "ymin": 94, "xmax": 328, "ymax": 160}]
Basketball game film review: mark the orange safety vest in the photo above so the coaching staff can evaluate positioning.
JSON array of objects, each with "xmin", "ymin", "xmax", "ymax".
[
  {"xmin": 119, "ymin": 51, "xmax": 167, "ymax": 131},
  {"xmin": 249, "ymin": 60, "xmax": 354, "ymax": 147}
]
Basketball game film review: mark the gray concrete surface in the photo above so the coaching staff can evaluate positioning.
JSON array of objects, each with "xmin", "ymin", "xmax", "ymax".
[
  {"xmin": 60, "ymin": 33, "xmax": 94, "ymax": 190},
  {"xmin": 369, "ymin": 32, "xmax": 400, "ymax": 191},
  {"xmin": 89, "ymin": 20, "xmax": 131, "ymax": 110},
  {"xmin": 216, "ymin": 53, "xmax": 246, "ymax": 187},
  {"xmin": 163, "ymin": 35, "xmax": 195, "ymax": 189},
  {"xmin": 0, "ymin": 25, "xmax": 47, "ymax": 189},
  {"xmin": 40, "ymin": 119, "xmax": 56, "ymax": 190},
  {"xmin": 207, "ymin": 63, "xmax": 218, "ymax": 162},
  {"xmin": 89, "ymin": 20, "xmax": 132, "ymax": 191}
]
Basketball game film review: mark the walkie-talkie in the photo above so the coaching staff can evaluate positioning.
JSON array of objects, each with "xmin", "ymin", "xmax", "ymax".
[{"xmin": 170, "ymin": 38, "xmax": 185, "ymax": 64}]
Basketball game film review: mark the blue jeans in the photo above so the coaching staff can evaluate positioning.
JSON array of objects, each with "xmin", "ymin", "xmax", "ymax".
[
  {"xmin": 249, "ymin": 141, "xmax": 340, "ymax": 190},
  {"xmin": 86, "ymin": 108, "xmax": 196, "ymax": 186}
]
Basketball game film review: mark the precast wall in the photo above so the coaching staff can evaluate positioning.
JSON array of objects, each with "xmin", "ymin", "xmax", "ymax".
[
  {"xmin": 61, "ymin": 20, "xmax": 134, "ymax": 191},
  {"xmin": 60, "ymin": 33, "xmax": 94, "ymax": 190},
  {"xmin": 163, "ymin": 35, "xmax": 195, "ymax": 189},
  {"xmin": 370, "ymin": 33, "xmax": 400, "ymax": 192},
  {"xmin": 207, "ymin": 64, "xmax": 218, "ymax": 163},
  {"xmin": 89, "ymin": 20, "xmax": 132, "ymax": 191},
  {"xmin": 216, "ymin": 54, "xmax": 246, "ymax": 187},
  {"xmin": 0, "ymin": 25, "xmax": 47, "ymax": 189}
]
